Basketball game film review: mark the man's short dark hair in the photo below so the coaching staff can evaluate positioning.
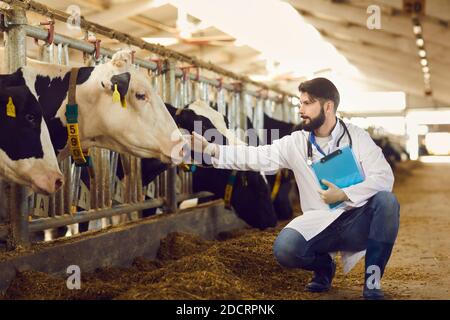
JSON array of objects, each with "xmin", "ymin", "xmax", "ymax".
[{"xmin": 298, "ymin": 77, "xmax": 340, "ymax": 111}]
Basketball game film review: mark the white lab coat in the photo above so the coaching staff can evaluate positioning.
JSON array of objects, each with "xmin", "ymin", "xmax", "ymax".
[{"xmin": 211, "ymin": 120, "xmax": 394, "ymax": 273}]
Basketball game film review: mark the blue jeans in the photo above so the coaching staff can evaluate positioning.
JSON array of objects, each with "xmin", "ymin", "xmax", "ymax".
[{"xmin": 273, "ymin": 191, "xmax": 400, "ymax": 273}]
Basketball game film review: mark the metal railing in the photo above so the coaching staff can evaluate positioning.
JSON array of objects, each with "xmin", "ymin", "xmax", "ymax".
[{"xmin": 0, "ymin": 2, "xmax": 298, "ymax": 250}]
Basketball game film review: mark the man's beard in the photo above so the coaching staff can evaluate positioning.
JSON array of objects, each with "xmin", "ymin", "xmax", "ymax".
[{"xmin": 301, "ymin": 106, "xmax": 326, "ymax": 132}]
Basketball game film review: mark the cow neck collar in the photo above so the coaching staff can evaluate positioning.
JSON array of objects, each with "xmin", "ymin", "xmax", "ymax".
[{"xmin": 65, "ymin": 67, "xmax": 94, "ymax": 172}]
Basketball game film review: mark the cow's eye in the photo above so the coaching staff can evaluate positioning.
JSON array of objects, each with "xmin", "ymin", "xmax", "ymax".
[{"xmin": 135, "ymin": 93, "xmax": 146, "ymax": 100}]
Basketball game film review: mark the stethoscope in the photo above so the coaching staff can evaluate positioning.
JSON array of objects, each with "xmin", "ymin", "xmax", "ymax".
[{"xmin": 306, "ymin": 118, "xmax": 352, "ymax": 166}]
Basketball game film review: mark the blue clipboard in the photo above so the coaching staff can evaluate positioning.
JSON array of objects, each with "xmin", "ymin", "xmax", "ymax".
[{"xmin": 311, "ymin": 146, "xmax": 365, "ymax": 209}]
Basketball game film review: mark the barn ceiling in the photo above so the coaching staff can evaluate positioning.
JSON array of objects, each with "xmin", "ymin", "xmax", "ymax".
[{"xmin": 3, "ymin": 0, "xmax": 450, "ymax": 110}]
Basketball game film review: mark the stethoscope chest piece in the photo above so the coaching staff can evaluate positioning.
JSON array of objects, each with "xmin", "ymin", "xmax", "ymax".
[{"xmin": 306, "ymin": 118, "xmax": 352, "ymax": 167}]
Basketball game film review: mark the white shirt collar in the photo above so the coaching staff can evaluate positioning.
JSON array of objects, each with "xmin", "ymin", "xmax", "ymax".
[{"xmin": 329, "ymin": 118, "xmax": 342, "ymax": 143}]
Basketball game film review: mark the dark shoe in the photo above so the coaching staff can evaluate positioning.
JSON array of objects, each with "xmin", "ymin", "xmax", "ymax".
[
  {"xmin": 363, "ymin": 239, "xmax": 393, "ymax": 300},
  {"xmin": 306, "ymin": 260, "xmax": 336, "ymax": 292},
  {"xmin": 363, "ymin": 287, "xmax": 385, "ymax": 300}
]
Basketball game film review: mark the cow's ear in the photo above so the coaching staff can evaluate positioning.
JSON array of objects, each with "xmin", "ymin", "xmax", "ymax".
[
  {"xmin": 0, "ymin": 90, "xmax": 7, "ymax": 108},
  {"xmin": 0, "ymin": 86, "xmax": 27, "ymax": 113},
  {"xmin": 0, "ymin": 71, "xmax": 24, "ymax": 87},
  {"xmin": 110, "ymin": 72, "xmax": 131, "ymax": 98},
  {"xmin": 110, "ymin": 50, "xmax": 133, "ymax": 71}
]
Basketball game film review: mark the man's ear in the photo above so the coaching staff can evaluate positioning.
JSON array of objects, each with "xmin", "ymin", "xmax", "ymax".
[
  {"xmin": 326, "ymin": 100, "xmax": 334, "ymax": 113},
  {"xmin": 110, "ymin": 72, "xmax": 131, "ymax": 98}
]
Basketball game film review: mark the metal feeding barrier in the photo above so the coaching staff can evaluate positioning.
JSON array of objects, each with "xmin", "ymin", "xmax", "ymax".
[{"xmin": 0, "ymin": 1, "xmax": 298, "ymax": 250}]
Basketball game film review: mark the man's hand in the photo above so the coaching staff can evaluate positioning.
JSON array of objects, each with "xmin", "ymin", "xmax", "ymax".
[
  {"xmin": 191, "ymin": 131, "xmax": 219, "ymax": 158},
  {"xmin": 318, "ymin": 179, "xmax": 349, "ymax": 204}
]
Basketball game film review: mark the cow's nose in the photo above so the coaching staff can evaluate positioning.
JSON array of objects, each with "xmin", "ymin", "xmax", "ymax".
[
  {"xmin": 175, "ymin": 135, "xmax": 190, "ymax": 156},
  {"xmin": 54, "ymin": 176, "xmax": 64, "ymax": 191},
  {"xmin": 46, "ymin": 172, "xmax": 64, "ymax": 193},
  {"xmin": 31, "ymin": 172, "xmax": 62, "ymax": 195}
]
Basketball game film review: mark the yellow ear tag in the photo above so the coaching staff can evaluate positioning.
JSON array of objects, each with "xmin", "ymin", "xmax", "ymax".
[
  {"xmin": 121, "ymin": 96, "xmax": 127, "ymax": 108},
  {"xmin": 112, "ymin": 84, "xmax": 121, "ymax": 103},
  {"xmin": 6, "ymin": 97, "xmax": 16, "ymax": 118}
]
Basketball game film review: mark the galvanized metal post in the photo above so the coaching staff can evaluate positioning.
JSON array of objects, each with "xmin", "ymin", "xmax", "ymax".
[
  {"xmin": 109, "ymin": 152, "xmax": 119, "ymax": 201},
  {"xmin": 130, "ymin": 156, "xmax": 137, "ymax": 203},
  {"xmin": 282, "ymin": 95, "xmax": 290, "ymax": 122},
  {"xmin": 253, "ymin": 96, "xmax": 264, "ymax": 143},
  {"xmin": 71, "ymin": 165, "xmax": 81, "ymax": 210},
  {"xmin": 89, "ymin": 150, "xmax": 98, "ymax": 210},
  {"xmin": 103, "ymin": 149, "xmax": 111, "ymax": 207},
  {"xmin": 6, "ymin": 183, "xmax": 29, "ymax": 249},
  {"xmin": 5, "ymin": 7, "xmax": 30, "ymax": 249},
  {"xmin": 164, "ymin": 59, "xmax": 177, "ymax": 214},
  {"xmin": 238, "ymin": 85, "xmax": 247, "ymax": 141},
  {"xmin": 136, "ymin": 157, "xmax": 143, "ymax": 202},
  {"xmin": 97, "ymin": 148, "xmax": 105, "ymax": 209},
  {"xmin": 128, "ymin": 155, "xmax": 138, "ymax": 220},
  {"xmin": 6, "ymin": 7, "xmax": 26, "ymax": 71},
  {"xmin": 228, "ymin": 90, "xmax": 236, "ymax": 133}
]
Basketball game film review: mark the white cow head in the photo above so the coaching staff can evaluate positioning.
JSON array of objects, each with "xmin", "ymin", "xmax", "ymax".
[
  {"xmin": 55, "ymin": 50, "xmax": 185, "ymax": 163},
  {"xmin": 5, "ymin": 49, "xmax": 185, "ymax": 164}
]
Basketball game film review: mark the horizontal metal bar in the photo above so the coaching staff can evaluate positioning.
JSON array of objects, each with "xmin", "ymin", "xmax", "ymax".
[
  {"xmin": 0, "ymin": 191, "xmax": 214, "ymax": 239},
  {"xmin": 23, "ymin": 24, "xmax": 157, "ymax": 71},
  {"xmin": 27, "ymin": 198, "xmax": 165, "ymax": 233},
  {"xmin": 2, "ymin": 0, "xmax": 295, "ymax": 97},
  {"xmin": 174, "ymin": 69, "xmax": 288, "ymax": 103},
  {"xmin": 25, "ymin": 24, "xmax": 291, "ymax": 104},
  {"xmin": 177, "ymin": 191, "xmax": 214, "ymax": 203},
  {"xmin": 175, "ymin": 69, "xmax": 221, "ymax": 88},
  {"xmin": 0, "ymin": 191, "xmax": 215, "ymax": 236}
]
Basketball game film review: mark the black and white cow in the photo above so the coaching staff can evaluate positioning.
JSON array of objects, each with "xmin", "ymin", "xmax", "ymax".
[
  {"xmin": 0, "ymin": 85, "xmax": 62, "ymax": 194},
  {"xmin": 117, "ymin": 101, "xmax": 278, "ymax": 230},
  {"xmin": 73, "ymin": 103, "xmax": 301, "ymax": 234},
  {"xmin": 1, "ymin": 49, "xmax": 188, "ymax": 241},
  {"xmin": 373, "ymin": 136, "xmax": 403, "ymax": 170},
  {"xmin": 139, "ymin": 101, "xmax": 277, "ymax": 228},
  {"xmin": 245, "ymin": 112, "xmax": 297, "ymax": 221},
  {"xmin": 0, "ymin": 49, "xmax": 186, "ymax": 163},
  {"xmin": 262, "ymin": 113, "xmax": 298, "ymax": 220},
  {"xmin": 57, "ymin": 100, "xmax": 277, "ymax": 237}
]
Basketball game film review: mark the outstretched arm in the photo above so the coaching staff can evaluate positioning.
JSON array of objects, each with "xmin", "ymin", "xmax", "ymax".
[{"xmin": 191, "ymin": 132, "xmax": 291, "ymax": 172}]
